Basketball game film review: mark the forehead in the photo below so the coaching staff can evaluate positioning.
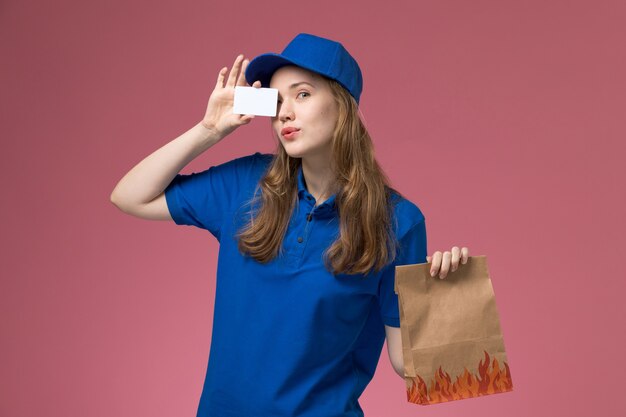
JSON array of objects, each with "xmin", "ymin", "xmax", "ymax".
[{"xmin": 269, "ymin": 65, "xmax": 321, "ymax": 88}]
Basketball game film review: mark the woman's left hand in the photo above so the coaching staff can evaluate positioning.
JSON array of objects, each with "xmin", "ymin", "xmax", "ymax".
[{"xmin": 426, "ymin": 247, "xmax": 469, "ymax": 279}]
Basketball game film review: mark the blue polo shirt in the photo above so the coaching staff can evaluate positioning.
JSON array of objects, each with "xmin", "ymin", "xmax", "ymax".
[{"xmin": 164, "ymin": 152, "xmax": 427, "ymax": 417}]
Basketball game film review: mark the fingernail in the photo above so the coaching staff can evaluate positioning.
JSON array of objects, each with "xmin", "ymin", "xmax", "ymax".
[{"xmin": 430, "ymin": 270, "xmax": 435, "ymax": 277}]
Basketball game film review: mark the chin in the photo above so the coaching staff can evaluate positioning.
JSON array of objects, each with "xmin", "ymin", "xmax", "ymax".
[
  {"xmin": 281, "ymin": 141, "xmax": 331, "ymax": 161},
  {"xmin": 279, "ymin": 140, "xmax": 302, "ymax": 155},
  {"xmin": 282, "ymin": 147, "xmax": 307, "ymax": 159}
]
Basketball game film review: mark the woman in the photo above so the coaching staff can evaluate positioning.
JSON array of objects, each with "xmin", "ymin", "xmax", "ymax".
[{"xmin": 111, "ymin": 33, "xmax": 469, "ymax": 417}]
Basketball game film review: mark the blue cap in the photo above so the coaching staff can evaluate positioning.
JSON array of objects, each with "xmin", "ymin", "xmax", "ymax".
[{"xmin": 245, "ymin": 33, "xmax": 363, "ymax": 104}]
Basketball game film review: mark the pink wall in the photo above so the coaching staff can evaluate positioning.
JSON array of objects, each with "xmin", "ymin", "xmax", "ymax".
[{"xmin": 1, "ymin": 0, "xmax": 624, "ymax": 416}]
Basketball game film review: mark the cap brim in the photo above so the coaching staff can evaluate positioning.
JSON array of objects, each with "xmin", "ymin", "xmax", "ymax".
[
  {"xmin": 245, "ymin": 53, "xmax": 324, "ymax": 88},
  {"xmin": 245, "ymin": 53, "xmax": 296, "ymax": 87}
]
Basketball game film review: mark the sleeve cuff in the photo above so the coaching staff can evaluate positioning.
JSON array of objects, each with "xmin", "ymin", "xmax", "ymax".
[
  {"xmin": 383, "ymin": 316, "xmax": 400, "ymax": 327},
  {"xmin": 164, "ymin": 184, "xmax": 184, "ymax": 225}
]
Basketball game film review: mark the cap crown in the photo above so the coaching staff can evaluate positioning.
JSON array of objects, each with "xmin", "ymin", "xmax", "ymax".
[{"xmin": 245, "ymin": 33, "xmax": 363, "ymax": 104}]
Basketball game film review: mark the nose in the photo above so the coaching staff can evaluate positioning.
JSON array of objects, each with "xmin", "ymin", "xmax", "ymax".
[{"xmin": 277, "ymin": 100, "xmax": 294, "ymax": 122}]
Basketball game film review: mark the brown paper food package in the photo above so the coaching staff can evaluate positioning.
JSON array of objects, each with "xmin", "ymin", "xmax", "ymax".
[{"xmin": 394, "ymin": 255, "xmax": 513, "ymax": 405}]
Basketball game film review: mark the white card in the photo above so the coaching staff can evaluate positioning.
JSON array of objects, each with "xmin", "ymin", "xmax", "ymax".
[{"xmin": 233, "ymin": 86, "xmax": 278, "ymax": 117}]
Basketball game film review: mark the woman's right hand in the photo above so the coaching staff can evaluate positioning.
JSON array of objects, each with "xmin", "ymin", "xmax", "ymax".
[{"xmin": 200, "ymin": 54, "xmax": 261, "ymax": 139}]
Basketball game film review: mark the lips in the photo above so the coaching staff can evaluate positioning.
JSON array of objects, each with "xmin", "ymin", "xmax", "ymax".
[{"xmin": 281, "ymin": 127, "xmax": 300, "ymax": 136}]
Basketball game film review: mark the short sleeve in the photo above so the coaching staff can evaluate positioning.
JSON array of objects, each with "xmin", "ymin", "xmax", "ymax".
[
  {"xmin": 378, "ymin": 219, "xmax": 428, "ymax": 327},
  {"xmin": 164, "ymin": 152, "xmax": 265, "ymax": 240}
]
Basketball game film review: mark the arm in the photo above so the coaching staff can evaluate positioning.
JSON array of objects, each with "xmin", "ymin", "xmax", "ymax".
[
  {"xmin": 379, "ymin": 217, "xmax": 428, "ymax": 379},
  {"xmin": 385, "ymin": 325, "xmax": 405, "ymax": 378},
  {"xmin": 110, "ymin": 122, "xmax": 222, "ymax": 220},
  {"xmin": 110, "ymin": 54, "xmax": 258, "ymax": 220}
]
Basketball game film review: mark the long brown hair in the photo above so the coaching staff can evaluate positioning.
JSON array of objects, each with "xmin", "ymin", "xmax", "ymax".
[{"xmin": 235, "ymin": 76, "xmax": 404, "ymax": 276}]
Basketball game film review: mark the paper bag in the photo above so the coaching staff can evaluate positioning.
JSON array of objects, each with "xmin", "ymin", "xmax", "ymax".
[{"xmin": 394, "ymin": 255, "xmax": 513, "ymax": 405}]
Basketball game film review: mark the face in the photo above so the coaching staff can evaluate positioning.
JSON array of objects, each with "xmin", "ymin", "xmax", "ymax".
[{"xmin": 269, "ymin": 65, "xmax": 339, "ymax": 161}]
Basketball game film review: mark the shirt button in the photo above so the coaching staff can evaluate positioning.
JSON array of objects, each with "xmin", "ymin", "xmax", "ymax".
[
  {"xmin": 297, "ymin": 237, "xmax": 303, "ymax": 243},
  {"xmin": 306, "ymin": 214, "xmax": 312, "ymax": 221}
]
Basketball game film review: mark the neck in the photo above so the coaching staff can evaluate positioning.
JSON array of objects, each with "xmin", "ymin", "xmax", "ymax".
[{"xmin": 301, "ymin": 156, "xmax": 335, "ymax": 205}]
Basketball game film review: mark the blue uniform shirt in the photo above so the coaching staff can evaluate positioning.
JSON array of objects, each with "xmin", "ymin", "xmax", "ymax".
[{"xmin": 164, "ymin": 152, "xmax": 427, "ymax": 417}]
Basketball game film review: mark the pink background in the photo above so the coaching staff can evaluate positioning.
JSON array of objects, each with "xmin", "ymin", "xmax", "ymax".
[{"xmin": 1, "ymin": 0, "xmax": 624, "ymax": 416}]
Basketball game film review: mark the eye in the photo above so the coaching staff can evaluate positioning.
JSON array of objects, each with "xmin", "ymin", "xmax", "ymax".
[{"xmin": 297, "ymin": 91, "xmax": 310, "ymax": 99}]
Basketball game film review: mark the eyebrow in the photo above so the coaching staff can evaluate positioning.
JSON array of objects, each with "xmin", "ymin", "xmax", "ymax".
[
  {"xmin": 277, "ymin": 81, "xmax": 316, "ymax": 99},
  {"xmin": 288, "ymin": 81, "xmax": 315, "ymax": 89}
]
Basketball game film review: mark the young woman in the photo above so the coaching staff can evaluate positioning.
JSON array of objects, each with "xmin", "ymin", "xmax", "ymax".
[{"xmin": 111, "ymin": 33, "xmax": 469, "ymax": 417}]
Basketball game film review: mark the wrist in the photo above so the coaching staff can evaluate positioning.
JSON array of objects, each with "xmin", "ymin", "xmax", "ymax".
[{"xmin": 198, "ymin": 121, "xmax": 225, "ymax": 143}]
